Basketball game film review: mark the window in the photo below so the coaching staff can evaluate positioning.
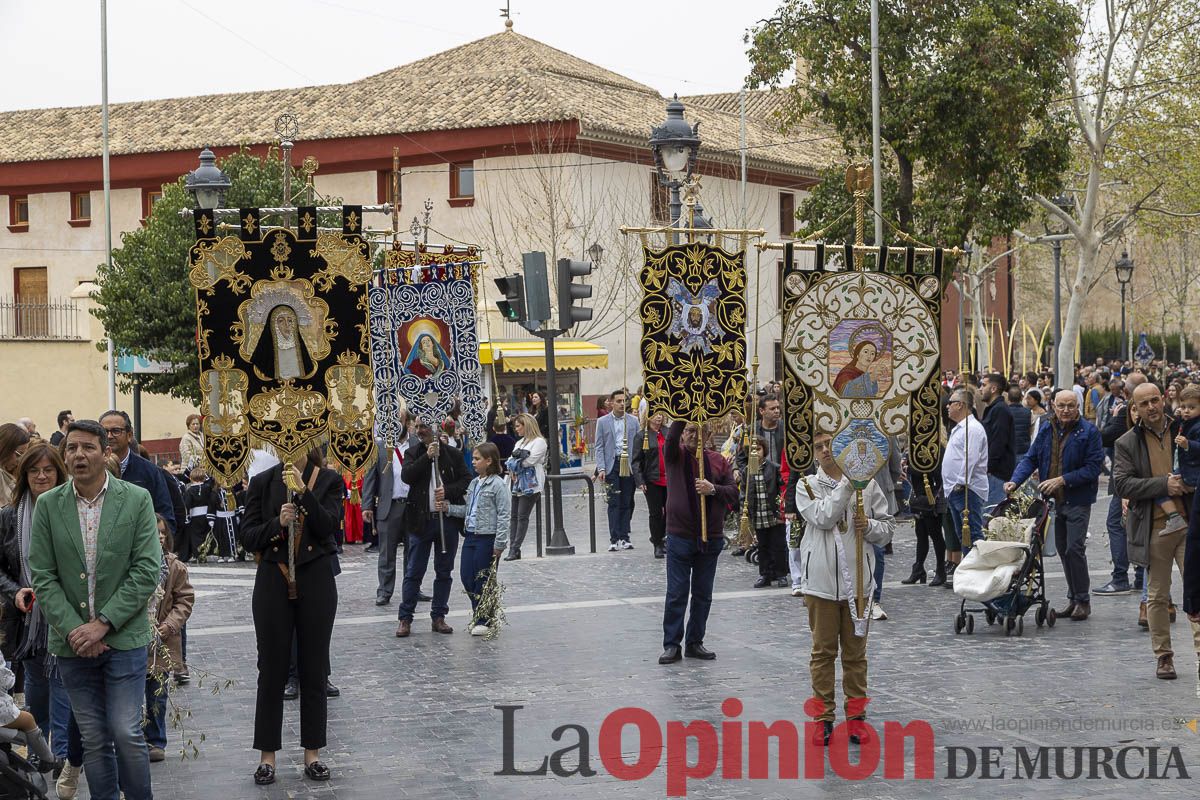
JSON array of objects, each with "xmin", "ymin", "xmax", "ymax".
[
  {"xmin": 650, "ymin": 172, "xmax": 670, "ymax": 224},
  {"xmin": 377, "ymin": 170, "xmax": 401, "ymax": 207},
  {"xmin": 7, "ymin": 195, "xmax": 29, "ymax": 232},
  {"xmin": 779, "ymin": 192, "xmax": 795, "ymax": 237},
  {"xmin": 773, "ymin": 341, "xmax": 784, "ymax": 382},
  {"xmin": 449, "ymin": 162, "xmax": 474, "ymax": 206},
  {"xmin": 14, "ymin": 266, "xmax": 48, "ymax": 337},
  {"xmin": 69, "ymin": 191, "xmax": 91, "ymax": 227},
  {"xmin": 141, "ymin": 188, "xmax": 163, "ymax": 223}
]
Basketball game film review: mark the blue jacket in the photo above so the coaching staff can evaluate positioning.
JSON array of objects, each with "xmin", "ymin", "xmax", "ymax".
[
  {"xmin": 1009, "ymin": 418, "xmax": 1103, "ymax": 507},
  {"xmin": 120, "ymin": 452, "xmax": 177, "ymax": 534}
]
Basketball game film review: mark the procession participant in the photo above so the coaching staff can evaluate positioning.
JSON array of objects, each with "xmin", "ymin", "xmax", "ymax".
[
  {"xmin": 395, "ymin": 422, "xmax": 470, "ymax": 637},
  {"xmin": 795, "ymin": 431, "xmax": 894, "ymax": 746},
  {"xmin": 744, "ymin": 435, "xmax": 788, "ymax": 588},
  {"xmin": 658, "ymin": 420, "xmax": 738, "ymax": 665},
  {"xmin": 239, "ymin": 447, "xmax": 342, "ymax": 785},
  {"xmin": 632, "ymin": 412, "xmax": 669, "ymax": 559},
  {"xmin": 362, "ymin": 410, "xmax": 416, "ymax": 606}
]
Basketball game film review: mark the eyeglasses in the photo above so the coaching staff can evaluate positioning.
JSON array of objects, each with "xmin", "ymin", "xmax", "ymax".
[
  {"xmin": 26, "ymin": 467, "xmax": 57, "ymax": 477},
  {"xmin": 1053, "ymin": 404, "xmax": 1077, "ymax": 410},
  {"xmin": 102, "ymin": 428, "xmax": 128, "ymax": 436}
]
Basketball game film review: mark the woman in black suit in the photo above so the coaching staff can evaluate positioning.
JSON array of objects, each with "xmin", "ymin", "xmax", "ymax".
[{"xmin": 240, "ymin": 447, "xmax": 343, "ymax": 785}]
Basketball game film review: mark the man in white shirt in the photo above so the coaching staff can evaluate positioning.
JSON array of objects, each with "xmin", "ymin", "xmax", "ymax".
[
  {"xmin": 942, "ymin": 388, "xmax": 989, "ymax": 572},
  {"xmin": 362, "ymin": 412, "xmax": 415, "ymax": 605}
]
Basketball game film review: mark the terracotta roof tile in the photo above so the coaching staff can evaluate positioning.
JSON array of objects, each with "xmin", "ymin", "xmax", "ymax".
[{"xmin": 0, "ymin": 32, "xmax": 835, "ymax": 174}]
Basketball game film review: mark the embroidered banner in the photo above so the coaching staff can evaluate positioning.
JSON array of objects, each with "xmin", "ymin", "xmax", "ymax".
[
  {"xmin": 781, "ymin": 246, "xmax": 943, "ymax": 478},
  {"xmin": 368, "ymin": 252, "xmax": 486, "ymax": 447},
  {"xmin": 639, "ymin": 242, "xmax": 748, "ymax": 423},
  {"xmin": 188, "ymin": 206, "xmax": 376, "ymax": 486}
]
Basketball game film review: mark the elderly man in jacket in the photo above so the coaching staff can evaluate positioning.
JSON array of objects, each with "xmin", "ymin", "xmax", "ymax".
[
  {"xmin": 1006, "ymin": 390, "xmax": 1104, "ymax": 621},
  {"xmin": 1112, "ymin": 383, "xmax": 1200, "ymax": 680},
  {"xmin": 795, "ymin": 431, "xmax": 894, "ymax": 747}
]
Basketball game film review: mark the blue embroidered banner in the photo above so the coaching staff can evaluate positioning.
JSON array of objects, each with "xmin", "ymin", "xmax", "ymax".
[{"xmin": 368, "ymin": 262, "xmax": 486, "ymax": 447}]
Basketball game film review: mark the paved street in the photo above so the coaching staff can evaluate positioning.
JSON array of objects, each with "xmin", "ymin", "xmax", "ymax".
[{"xmin": 80, "ymin": 492, "xmax": 1200, "ymax": 799}]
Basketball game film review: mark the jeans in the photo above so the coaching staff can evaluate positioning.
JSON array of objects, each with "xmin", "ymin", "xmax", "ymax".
[
  {"xmin": 872, "ymin": 544, "xmax": 885, "ymax": 602},
  {"xmin": 986, "ymin": 474, "xmax": 1008, "ymax": 515},
  {"xmin": 1105, "ymin": 492, "xmax": 1144, "ymax": 588},
  {"xmin": 1055, "ymin": 504, "xmax": 1092, "ymax": 604},
  {"xmin": 947, "ymin": 488, "xmax": 985, "ymax": 554},
  {"xmin": 508, "ymin": 493, "xmax": 539, "ymax": 555},
  {"xmin": 460, "ymin": 532, "xmax": 497, "ymax": 625},
  {"xmin": 143, "ymin": 674, "xmax": 168, "ymax": 749},
  {"xmin": 57, "ymin": 646, "xmax": 152, "ymax": 800},
  {"xmin": 21, "ymin": 651, "xmax": 73, "ymax": 761},
  {"xmin": 398, "ymin": 517, "xmax": 461, "ymax": 621},
  {"xmin": 662, "ymin": 534, "xmax": 725, "ymax": 648},
  {"xmin": 605, "ymin": 470, "xmax": 635, "ymax": 543}
]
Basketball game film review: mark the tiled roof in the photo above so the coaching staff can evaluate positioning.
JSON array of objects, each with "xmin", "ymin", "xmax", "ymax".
[{"xmin": 0, "ymin": 31, "xmax": 835, "ymax": 174}]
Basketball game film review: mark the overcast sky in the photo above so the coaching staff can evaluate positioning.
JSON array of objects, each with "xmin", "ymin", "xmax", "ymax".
[{"xmin": 0, "ymin": 0, "xmax": 788, "ymax": 113}]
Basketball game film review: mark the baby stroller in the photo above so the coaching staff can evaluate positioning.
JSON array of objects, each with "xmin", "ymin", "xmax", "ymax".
[
  {"xmin": 0, "ymin": 726, "xmax": 52, "ymax": 799},
  {"xmin": 952, "ymin": 495, "xmax": 1055, "ymax": 637}
]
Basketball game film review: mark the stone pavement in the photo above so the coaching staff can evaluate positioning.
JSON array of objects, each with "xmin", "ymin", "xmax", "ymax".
[{"xmin": 70, "ymin": 492, "xmax": 1200, "ymax": 799}]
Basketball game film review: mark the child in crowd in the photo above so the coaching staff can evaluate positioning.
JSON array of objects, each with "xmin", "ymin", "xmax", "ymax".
[
  {"xmin": 439, "ymin": 443, "xmax": 511, "ymax": 636},
  {"xmin": 1157, "ymin": 384, "xmax": 1200, "ymax": 533},
  {"xmin": 182, "ymin": 466, "xmax": 212, "ymax": 563},
  {"xmin": 1, "ymin": 628, "xmax": 55, "ymax": 769},
  {"xmin": 145, "ymin": 514, "xmax": 195, "ymax": 762}
]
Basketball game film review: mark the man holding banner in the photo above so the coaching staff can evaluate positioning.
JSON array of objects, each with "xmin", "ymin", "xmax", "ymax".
[{"xmin": 794, "ymin": 431, "xmax": 894, "ymax": 746}]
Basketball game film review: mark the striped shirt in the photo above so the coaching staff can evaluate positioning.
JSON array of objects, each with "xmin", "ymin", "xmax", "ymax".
[{"xmin": 73, "ymin": 475, "xmax": 110, "ymax": 618}]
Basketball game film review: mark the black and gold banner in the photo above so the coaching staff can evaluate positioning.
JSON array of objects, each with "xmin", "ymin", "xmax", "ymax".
[
  {"xmin": 189, "ymin": 207, "xmax": 376, "ymax": 486},
  {"xmin": 639, "ymin": 242, "xmax": 748, "ymax": 423}
]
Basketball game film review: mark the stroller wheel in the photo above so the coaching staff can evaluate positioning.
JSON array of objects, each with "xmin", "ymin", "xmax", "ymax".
[
  {"xmin": 954, "ymin": 614, "xmax": 964, "ymax": 634},
  {"xmin": 1035, "ymin": 606, "xmax": 1046, "ymax": 628},
  {"xmin": 1004, "ymin": 616, "xmax": 1015, "ymax": 636},
  {"xmin": 1016, "ymin": 616, "xmax": 1024, "ymax": 636},
  {"xmin": 965, "ymin": 615, "xmax": 975, "ymax": 634},
  {"xmin": 1046, "ymin": 607, "xmax": 1057, "ymax": 628},
  {"xmin": 746, "ymin": 547, "xmax": 759, "ymax": 565},
  {"xmin": 985, "ymin": 609, "xmax": 996, "ymax": 626}
]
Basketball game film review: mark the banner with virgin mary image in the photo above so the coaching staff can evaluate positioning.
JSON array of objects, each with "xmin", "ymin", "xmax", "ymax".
[
  {"xmin": 639, "ymin": 242, "xmax": 748, "ymax": 423},
  {"xmin": 368, "ymin": 253, "xmax": 487, "ymax": 447},
  {"xmin": 781, "ymin": 244, "xmax": 943, "ymax": 479},
  {"xmin": 188, "ymin": 205, "xmax": 376, "ymax": 486}
]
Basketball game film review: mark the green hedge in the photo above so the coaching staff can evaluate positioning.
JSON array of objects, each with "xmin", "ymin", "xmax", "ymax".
[{"xmin": 1078, "ymin": 325, "xmax": 1187, "ymax": 363}]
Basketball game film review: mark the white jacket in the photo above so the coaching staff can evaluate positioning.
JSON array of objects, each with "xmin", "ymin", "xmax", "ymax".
[
  {"xmin": 796, "ymin": 468, "xmax": 895, "ymax": 603},
  {"xmin": 512, "ymin": 435, "xmax": 548, "ymax": 494}
]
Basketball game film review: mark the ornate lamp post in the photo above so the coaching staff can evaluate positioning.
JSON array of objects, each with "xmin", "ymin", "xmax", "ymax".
[
  {"xmin": 1114, "ymin": 250, "xmax": 1135, "ymax": 363},
  {"xmin": 185, "ymin": 148, "xmax": 232, "ymax": 210},
  {"xmin": 586, "ymin": 241, "xmax": 605, "ymax": 267},
  {"xmin": 649, "ymin": 96, "xmax": 701, "ymax": 242}
]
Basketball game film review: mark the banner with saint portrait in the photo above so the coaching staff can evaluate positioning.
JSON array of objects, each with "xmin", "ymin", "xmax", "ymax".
[
  {"xmin": 639, "ymin": 242, "xmax": 748, "ymax": 422},
  {"xmin": 188, "ymin": 205, "xmax": 377, "ymax": 487},
  {"xmin": 368, "ymin": 252, "xmax": 486, "ymax": 447},
  {"xmin": 781, "ymin": 244, "xmax": 944, "ymax": 479}
]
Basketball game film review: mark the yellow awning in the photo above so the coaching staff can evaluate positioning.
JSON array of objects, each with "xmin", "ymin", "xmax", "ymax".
[{"xmin": 480, "ymin": 340, "xmax": 608, "ymax": 372}]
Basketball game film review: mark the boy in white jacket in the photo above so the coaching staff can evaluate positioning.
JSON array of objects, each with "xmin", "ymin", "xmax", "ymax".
[{"xmin": 794, "ymin": 432, "xmax": 894, "ymax": 747}]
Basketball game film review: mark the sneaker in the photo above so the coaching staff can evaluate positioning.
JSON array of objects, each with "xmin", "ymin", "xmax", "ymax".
[
  {"xmin": 1094, "ymin": 580, "xmax": 1133, "ymax": 596},
  {"xmin": 620, "ymin": 540, "xmax": 634, "ymax": 550},
  {"xmin": 56, "ymin": 763, "xmax": 81, "ymax": 799},
  {"xmin": 1163, "ymin": 513, "xmax": 1188, "ymax": 535},
  {"xmin": 791, "ymin": 587, "xmax": 804, "ymax": 597},
  {"xmin": 607, "ymin": 543, "xmax": 620, "ymax": 552},
  {"xmin": 870, "ymin": 604, "xmax": 887, "ymax": 621},
  {"xmin": 470, "ymin": 624, "xmax": 490, "ymax": 636}
]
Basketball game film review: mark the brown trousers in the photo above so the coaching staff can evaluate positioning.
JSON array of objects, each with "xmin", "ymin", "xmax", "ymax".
[
  {"xmin": 1147, "ymin": 527, "xmax": 1200, "ymax": 660},
  {"xmin": 805, "ymin": 594, "xmax": 868, "ymax": 722}
]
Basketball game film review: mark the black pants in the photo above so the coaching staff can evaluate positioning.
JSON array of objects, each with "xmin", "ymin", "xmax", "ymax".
[
  {"xmin": 755, "ymin": 523, "xmax": 788, "ymax": 579},
  {"xmin": 252, "ymin": 556, "xmax": 338, "ymax": 752},
  {"xmin": 644, "ymin": 483, "xmax": 667, "ymax": 547},
  {"xmin": 914, "ymin": 512, "xmax": 946, "ymax": 571}
]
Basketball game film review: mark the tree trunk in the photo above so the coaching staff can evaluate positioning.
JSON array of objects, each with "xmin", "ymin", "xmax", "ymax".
[
  {"xmin": 895, "ymin": 151, "xmax": 914, "ymax": 234},
  {"xmin": 1057, "ymin": 235, "xmax": 1099, "ymax": 388}
]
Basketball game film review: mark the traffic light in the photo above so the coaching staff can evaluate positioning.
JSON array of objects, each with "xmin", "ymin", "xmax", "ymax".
[
  {"xmin": 494, "ymin": 274, "xmax": 526, "ymax": 322},
  {"xmin": 556, "ymin": 258, "xmax": 594, "ymax": 330}
]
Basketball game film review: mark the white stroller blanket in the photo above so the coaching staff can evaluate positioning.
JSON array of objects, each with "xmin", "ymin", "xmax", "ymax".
[{"xmin": 953, "ymin": 541, "xmax": 1028, "ymax": 602}]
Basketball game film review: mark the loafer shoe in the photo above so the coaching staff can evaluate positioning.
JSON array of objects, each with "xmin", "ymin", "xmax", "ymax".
[
  {"xmin": 658, "ymin": 645, "xmax": 682, "ymax": 664},
  {"xmin": 684, "ymin": 643, "xmax": 716, "ymax": 660}
]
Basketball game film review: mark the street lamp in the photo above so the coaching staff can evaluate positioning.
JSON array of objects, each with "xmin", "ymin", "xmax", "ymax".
[
  {"xmin": 1044, "ymin": 193, "xmax": 1073, "ymax": 383},
  {"xmin": 586, "ymin": 241, "xmax": 605, "ymax": 267},
  {"xmin": 185, "ymin": 148, "xmax": 232, "ymax": 210},
  {"xmin": 649, "ymin": 95, "xmax": 701, "ymax": 240},
  {"xmin": 1114, "ymin": 250, "xmax": 1135, "ymax": 363}
]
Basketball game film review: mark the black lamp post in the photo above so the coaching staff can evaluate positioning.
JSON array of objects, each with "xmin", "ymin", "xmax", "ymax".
[
  {"xmin": 1114, "ymin": 250, "xmax": 1135, "ymax": 362},
  {"xmin": 649, "ymin": 96, "xmax": 701, "ymax": 242},
  {"xmin": 185, "ymin": 148, "xmax": 232, "ymax": 210},
  {"xmin": 1045, "ymin": 193, "xmax": 1073, "ymax": 380}
]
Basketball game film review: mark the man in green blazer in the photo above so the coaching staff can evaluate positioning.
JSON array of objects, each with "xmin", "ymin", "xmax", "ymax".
[{"xmin": 30, "ymin": 419, "xmax": 161, "ymax": 800}]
